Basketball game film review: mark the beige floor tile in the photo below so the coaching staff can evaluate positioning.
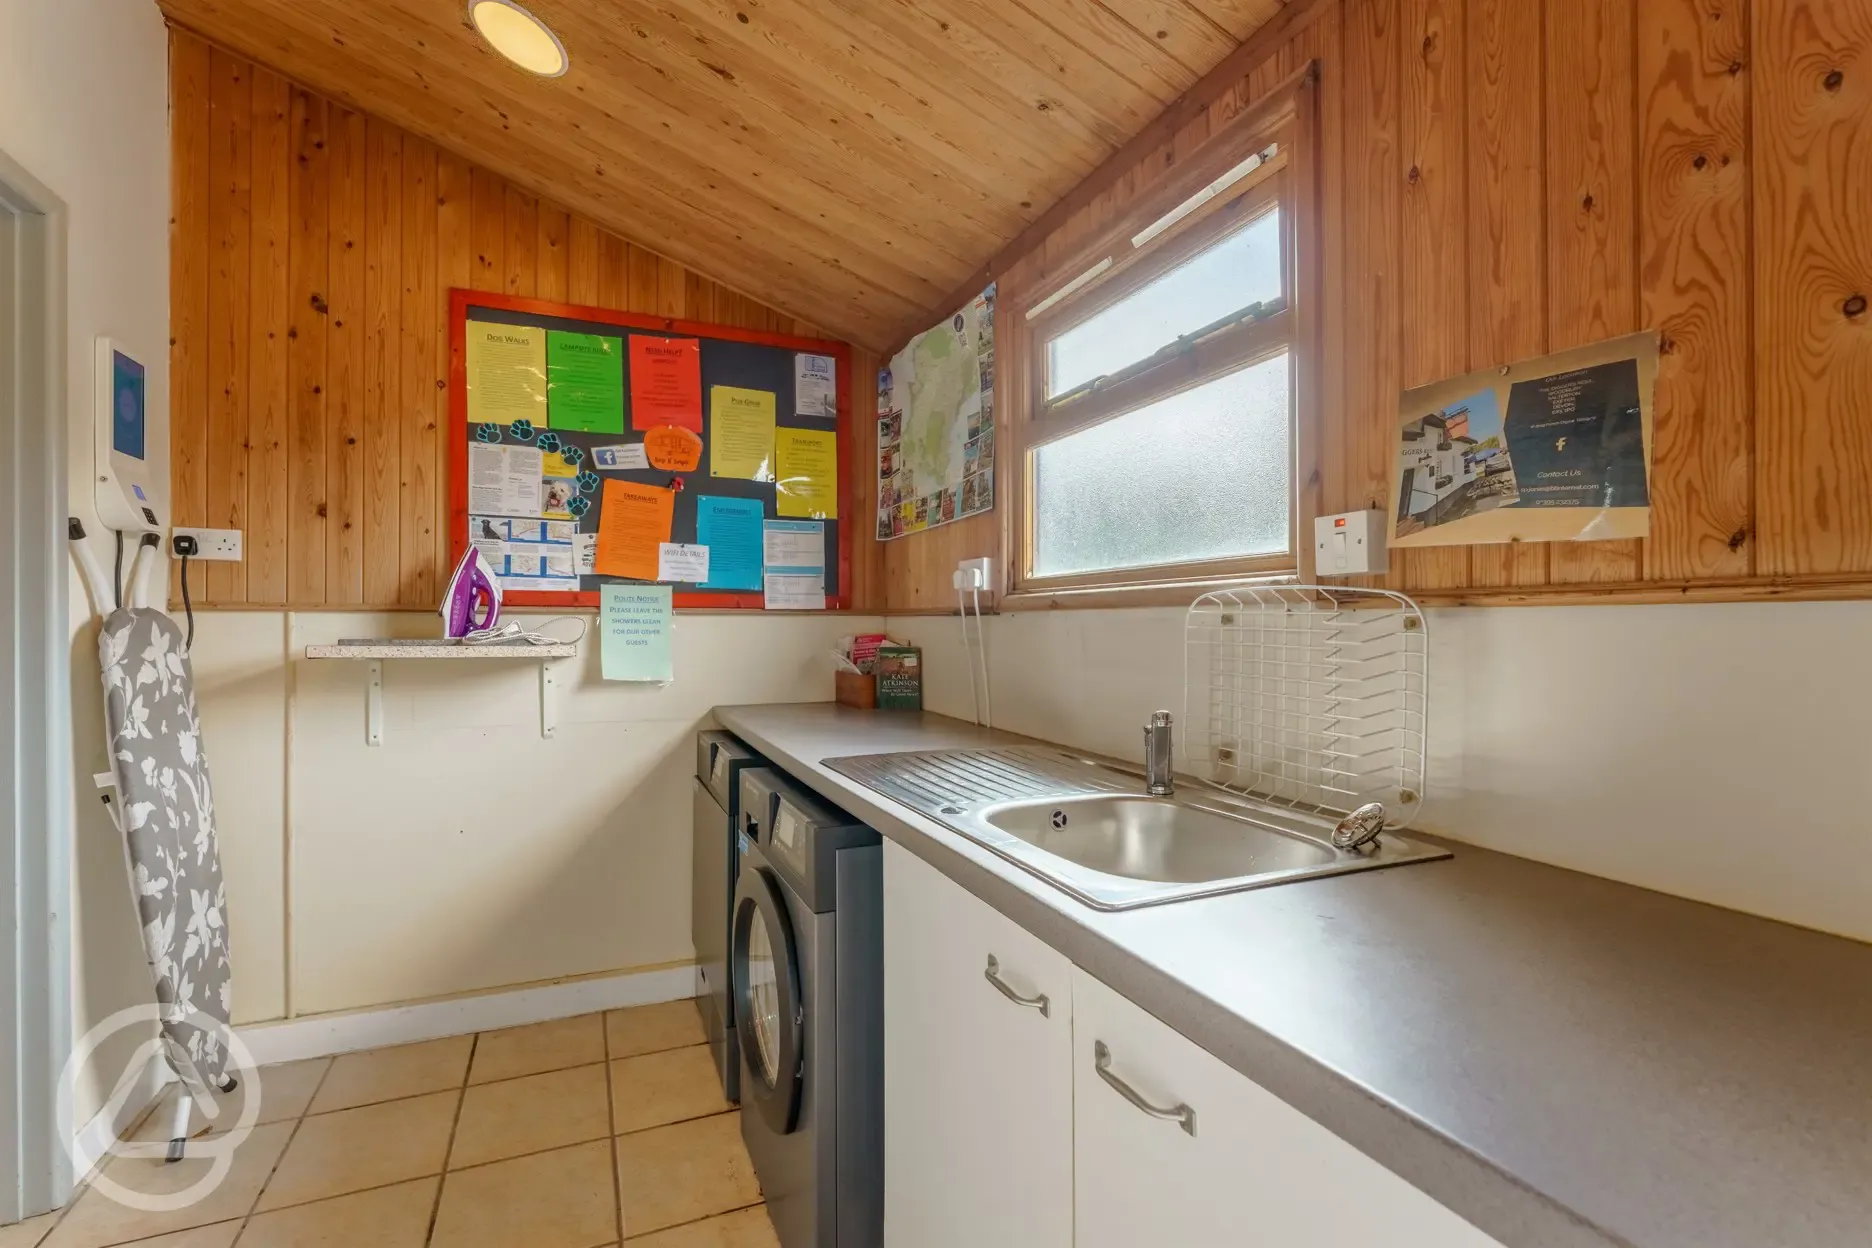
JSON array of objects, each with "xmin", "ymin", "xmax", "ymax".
[
  {"xmin": 609, "ymin": 1047, "xmax": 731, "ymax": 1135},
  {"xmin": 85, "ymin": 1225, "xmax": 240, "ymax": 1248},
  {"xmin": 449, "ymin": 1064, "xmax": 610, "ymax": 1169},
  {"xmin": 614, "ymin": 1114, "xmax": 759, "ymax": 1240},
  {"xmin": 469, "ymin": 1015, "xmax": 605, "ymax": 1086},
  {"xmin": 622, "ymin": 1205, "xmax": 777, "ymax": 1247},
  {"xmin": 130, "ymin": 1057, "xmax": 330, "ymax": 1145},
  {"xmin": 239, "ymin": 1177, "xmax": 438, "ymax": 1248},
  {"xmin": 604, "ymin": 1002, "xmax": 704, "ymax": 1060},
  {"xmin": 0, "ymin": 1211, "xmax": 59, "ymax": 1248},
  {"xmin": 44, "ymin": 1120, "xmax": 292, "ymax": 1248},
  {"xmin": 308, "ymin": 1037, "xmax": 472, "ymax": 1115},
  {"xmin": 255, "ymin": 1091, "xmax": 457, "ymax": 1212},
  {"xmin": 429, "ymin": 1140, "xmax": 617, "ymax": 1248}
]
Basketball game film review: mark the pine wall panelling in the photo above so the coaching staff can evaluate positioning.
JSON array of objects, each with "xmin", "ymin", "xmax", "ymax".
[
  {"xmin": 168, "ymin": 29, "xmax": 883, "ymax": 611},
  {"xmin": 877, "ymin": 0, "xmax": 1872, "ymax": 611}
]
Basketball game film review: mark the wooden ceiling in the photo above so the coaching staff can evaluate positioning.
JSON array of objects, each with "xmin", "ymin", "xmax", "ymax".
[{"xmin": 155, "ymin": 0, "xmax": 1286, "ymax": 349}]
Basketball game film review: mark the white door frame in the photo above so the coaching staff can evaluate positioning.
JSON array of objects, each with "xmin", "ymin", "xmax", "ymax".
[{"xmin": 0, "ymin": 149, "xmax": 76, "ymax": 1221}]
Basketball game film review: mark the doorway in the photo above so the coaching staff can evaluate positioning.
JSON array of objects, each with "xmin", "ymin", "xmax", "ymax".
[{"xmin": 0, "ymin": 151, "xmax": 75, "ymax": 1223}]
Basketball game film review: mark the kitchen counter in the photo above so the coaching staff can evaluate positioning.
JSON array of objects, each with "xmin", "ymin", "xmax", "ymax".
[{"xmin": 715, "ymin": 703, "xmax": 1872, "ymax": 1248}]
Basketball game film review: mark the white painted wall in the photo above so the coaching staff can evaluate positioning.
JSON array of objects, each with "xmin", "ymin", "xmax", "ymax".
[
  {"xmin": 895, "ymin": 601, "xmax": 1872, "ymax": 944},
  {"xmin": 190, "ymin": 609, "xmax": 881, "ymax": 1023},
  {"xmin": 0, "ymin": 0, "xmax": 173, "ymax": 1138}
]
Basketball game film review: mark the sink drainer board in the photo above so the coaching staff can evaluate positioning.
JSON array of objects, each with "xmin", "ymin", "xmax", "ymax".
[
  {"xmin": 1185, "ymin": 585, "xmax": 1428, "ymax": 830},
  {"xmin": 826, "ymin": 747, "xmax": 1131, "ymax": 814}
]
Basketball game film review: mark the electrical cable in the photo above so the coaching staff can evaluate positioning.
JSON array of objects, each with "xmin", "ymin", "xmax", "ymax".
[
  {"xmin": 973, "ymin": 585, "xmax": 992, "ymax": 730},
  {"xmin": 461, "ymin": 616, "xmax": 590, "ymax": 647},
  {"xmin": 958, "ymin": 584, "xmax": 981, "ymax": 726},
  {"xmin": 112, "ymin": 530, "xmax": 123, "ymax": 610},
  {"xmin": 180, "ymin": 553, "xmax": 195, "ymax": 650}
]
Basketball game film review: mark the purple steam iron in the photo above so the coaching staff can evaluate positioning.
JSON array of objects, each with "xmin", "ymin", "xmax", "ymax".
[{"xmin": 441, "ymin": 547, "xmax": 502, "ymax": 639}]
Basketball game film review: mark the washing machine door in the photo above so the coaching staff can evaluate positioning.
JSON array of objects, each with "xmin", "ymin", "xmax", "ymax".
[{"xmin": 732, "ymin": 865, "xmax": 804, "ymax": 1134}]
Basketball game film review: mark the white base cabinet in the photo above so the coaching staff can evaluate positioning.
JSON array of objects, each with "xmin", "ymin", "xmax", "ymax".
[
  {"xmin": 882, "ymin": 845, "xmax": 1504, "ymax": 1247},
  {"xmin": 883, "ymin": 841, "xmax": 1074, "ymax": 1248},
  {"xmin": 1071, "ymin": 969, "xmax": 1504, "ymax": 1248}
]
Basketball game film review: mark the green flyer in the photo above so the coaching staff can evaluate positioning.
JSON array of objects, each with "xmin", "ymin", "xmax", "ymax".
[{"xmin": 547, "ymin": 330, "xmax": 626, "ymax": 433}]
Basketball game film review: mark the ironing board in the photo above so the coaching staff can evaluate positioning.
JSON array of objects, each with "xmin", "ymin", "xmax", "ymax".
[{"xmin": 97, "ymin": 603, "xmax": 235, "ymax": 1096}]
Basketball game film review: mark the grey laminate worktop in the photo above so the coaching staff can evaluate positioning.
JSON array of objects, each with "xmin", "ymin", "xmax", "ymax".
[{"xmin": 714, "ymin": 703, "xmax": 1872, "ymax": 1248}]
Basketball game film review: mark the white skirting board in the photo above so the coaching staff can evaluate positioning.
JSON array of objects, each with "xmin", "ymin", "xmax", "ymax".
[
  {"xmin": 235, "ymin": 963, "xmax": 697, "ymax": 1067},
  {"xmin": 71, "ymin": 1049, "xmax": 170, "ymax": 1184}
]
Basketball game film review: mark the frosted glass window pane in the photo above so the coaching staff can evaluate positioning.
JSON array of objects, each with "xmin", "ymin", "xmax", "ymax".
[
  {"xmin": 1032, "ymin": 353, "xmax": 1291, "ymax": 578},
  {"xmin": 1046, "ymin": 208, "xmax": 1282, "ymax": 399}
]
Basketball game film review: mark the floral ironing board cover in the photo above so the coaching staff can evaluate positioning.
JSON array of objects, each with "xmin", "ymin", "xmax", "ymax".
[{"xmin": 99, "ymin": 608, "xmax": 233, "ymax": 1088}]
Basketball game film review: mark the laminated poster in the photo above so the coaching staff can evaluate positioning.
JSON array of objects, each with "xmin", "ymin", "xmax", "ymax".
[
  {"xmin": 468, "ymin": 444, "xmax": 543, "ymax": 519},
  {"xmin": 763, "ymin": 519, "xmax": 825, "ymax": 611},
  {"xmin": 657, "ymin": 542, "xmax": 710, "ymax": 584},
  {"xmin": 600, "ymin": 584, "xmax": 672, "ymax": 683},
  {"xmin": 696, "ymin": 495, "xmax": 764, "ymax": 592},
  {"xmin": 466, "ymin": 321, "xmax": 547, "ymax": 426},
  {"xmin": 629, "ymin": 336, "xmax": 703, "ymax": 432},
  {"xmin": 796, "ymin": 353, "xmax": 837, "ymax": 418},
  {"xmin": 595, "ymin": 479, "xmax": 675, "ymax": 581},
  {"xmin": 709, "ymin": 386, "xmax": 777, "ymax": 481},
  {"xmin": 546, "ymin": 331, "xmax": 626, "ymax": 434},
  {"xmin": 471, "ymin": 516, "xmax": 578, "ymax": 593},
  {"xmin": 1390, "ymin": 330, "xmax": 1657, "ymax": 549},
  {"xmin": 775, "ymin": 428, "xmax": 838, "ymax": 519},
  {"xmin": 877, "ymin": 285, "xmax": 996, "ymax": 541}
]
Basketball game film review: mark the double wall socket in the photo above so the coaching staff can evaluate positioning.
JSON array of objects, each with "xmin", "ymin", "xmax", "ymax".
[
  {"xmin": 953, "ymin": 556, "xmax": 995, "ymax": 591},
  {"xmin": 172, "ymin": 527, "xmax": 244, "ymax": 562}
]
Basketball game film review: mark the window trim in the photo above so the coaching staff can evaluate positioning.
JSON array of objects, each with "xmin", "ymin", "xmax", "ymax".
[{"xmin": 1001, "ymin": 63, "xmax": 1324, "ymax": 606}]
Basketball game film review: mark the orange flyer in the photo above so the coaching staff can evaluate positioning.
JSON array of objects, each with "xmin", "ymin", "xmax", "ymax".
[
  {"xmin": 595, "ymin": 480, "xmax": 675, "ymax": 581},
  {"xmin": 645, "ymin": 425, "xmax": 704, "ymax": 471},
  {"xmin": 629, "ymin": 336, "xmax": 703, "ymax": 432}
]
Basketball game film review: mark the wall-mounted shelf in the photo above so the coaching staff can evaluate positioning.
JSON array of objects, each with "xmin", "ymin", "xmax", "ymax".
[{"xmin": 305, "ymin": 639, "xmax": 581, "ymax": 745}]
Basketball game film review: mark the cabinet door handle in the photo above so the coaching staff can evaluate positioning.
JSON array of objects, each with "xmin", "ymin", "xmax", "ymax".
[
  {"xmin": 1094, "ymin": 1041, "xmax": 1196, "ymax": 1137},
  {"xmin": 983, "ymin": 955, "xmax": 1050, "ymax": 1017}
]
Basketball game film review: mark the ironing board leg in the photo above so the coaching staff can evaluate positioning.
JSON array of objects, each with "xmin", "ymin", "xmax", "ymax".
[{"xmin": 166, "ymin": 1090, "xmax": 194, "ymax": 1163}]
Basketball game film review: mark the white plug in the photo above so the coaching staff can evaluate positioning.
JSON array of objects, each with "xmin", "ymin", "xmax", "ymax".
[{"xmin": 953, "ymin": 556, "xmax": 994, "ymax": 591}]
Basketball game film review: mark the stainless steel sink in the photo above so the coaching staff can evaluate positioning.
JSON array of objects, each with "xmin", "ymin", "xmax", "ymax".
[
  {"xmin": 982, "ymin": 794, "xmax": 1338, "ymax": 884},
  {"xmin": 824, "ymin": 746, "xmax": 1450, "ymax": 910}
]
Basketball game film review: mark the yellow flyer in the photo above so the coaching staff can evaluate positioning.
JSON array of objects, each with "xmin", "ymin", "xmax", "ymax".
[
  {"xmin": 709, "ymin": 386, "xmax": 776, "ymax": 481},
  {"xmin": 466, "ymin": 321, "xmax": 547, "ymax": 425},
  {"xmin": 775, "ymin": 428, "xmax": 838, "ymax": 518}
]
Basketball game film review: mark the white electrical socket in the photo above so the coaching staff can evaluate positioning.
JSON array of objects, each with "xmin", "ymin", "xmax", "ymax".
[
  {"xmin": 957, "ymin": 556, "xmax": 995, "ymax": 590},
  {"xmin": 172, "ymin": 527, "xmax": 243, "ymax": 562}
]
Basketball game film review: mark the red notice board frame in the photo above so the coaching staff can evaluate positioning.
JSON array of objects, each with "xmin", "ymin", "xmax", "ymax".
[{"xmin": 448, "ymin": 289, "xmax": 854, "ymax": 610}]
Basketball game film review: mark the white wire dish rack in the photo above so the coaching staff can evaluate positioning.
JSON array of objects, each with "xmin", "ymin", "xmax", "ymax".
[{"xmin": 1183, "ymin": 584, "xmax": 1427, "ymax": 830}]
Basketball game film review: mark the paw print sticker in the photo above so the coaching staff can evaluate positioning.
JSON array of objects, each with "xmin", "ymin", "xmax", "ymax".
[
  {"xmin": 559, "ymin": 444, "xmax": 586, "ymax": 467},
  {"xmin": 577, "ymin": 470, "xmax": 601, "ymax": 494},
  {"xmin": 535, "ymin": 432, "xmax": 562, "ymax": 454},
  {"xmin": 567, "ymin": 495, "xmax": 591, "ymax": 518},
  {"xmin": 508, "ymin": 419, "xmax": 536, "ymax": 442},
  {"xmin": 475, "ymin": 423, "xmax": 502, "ymax": 443}
]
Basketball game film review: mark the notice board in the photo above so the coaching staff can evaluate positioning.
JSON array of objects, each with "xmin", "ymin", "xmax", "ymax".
[{"xmin": 447, "ymin": 291, "xmax": 852, "ymax": 610}]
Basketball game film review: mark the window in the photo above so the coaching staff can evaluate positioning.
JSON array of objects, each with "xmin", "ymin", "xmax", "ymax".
[{"xmin": 1009, "ymin": 88, "xmax": 1317, "ymax": 601}]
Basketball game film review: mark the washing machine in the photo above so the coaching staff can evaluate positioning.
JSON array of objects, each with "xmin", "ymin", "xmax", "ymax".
[
  {"xmin": 693, "ymin": 730, "xmax": 770, "ymax": 1102},
  {"xmin": 732, "ymin": 768, "xmax": 882, "ymax": 1248}
]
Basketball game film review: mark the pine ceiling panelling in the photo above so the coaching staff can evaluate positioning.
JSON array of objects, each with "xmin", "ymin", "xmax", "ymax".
[{"xmin": 155, "ymin": 0, "xmax": 1287, "ymax": 348}]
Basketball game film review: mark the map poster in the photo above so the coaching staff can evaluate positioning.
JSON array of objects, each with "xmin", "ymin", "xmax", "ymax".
[
  {"xmin": 1390, "ymin": 330, "xmax": 1657, "ymax": 549},
  {"xmin": 876, "ymin": 284, "xmax": 996, "ymax": 541}
]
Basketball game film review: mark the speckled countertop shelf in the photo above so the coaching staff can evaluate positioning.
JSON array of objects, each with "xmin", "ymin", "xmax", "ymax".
[{"xmin": 304, "ymin": 639, "xmax": 580, "ymax": 660}]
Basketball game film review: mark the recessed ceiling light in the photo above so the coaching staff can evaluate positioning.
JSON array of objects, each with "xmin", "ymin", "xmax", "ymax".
[{"xmin": 468, "ymin": 0, "xmax": 569, "ymax": 78}]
